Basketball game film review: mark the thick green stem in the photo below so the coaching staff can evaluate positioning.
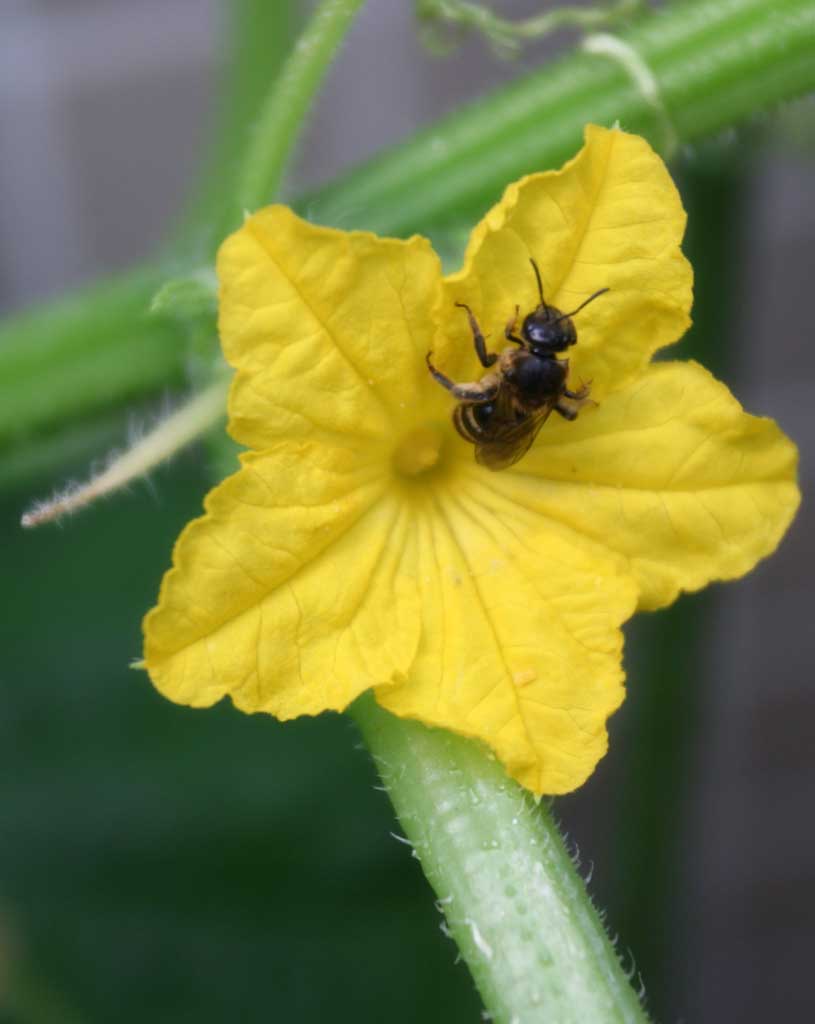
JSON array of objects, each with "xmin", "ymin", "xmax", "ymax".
[
  {"xmin": 235, "ymin": 0, "xmax": 369, "ymax": 214},
  {"xmin": 304, "ymin": 0, "xmax": 815, "ymax": 233},
  {"xmin": 350, "ymin": 693, "xmax": 648, "ymax": 1024}
]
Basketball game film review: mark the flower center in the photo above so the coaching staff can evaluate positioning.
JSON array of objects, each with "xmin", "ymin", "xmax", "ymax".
[{"xmin": 392, "ymin": 424, "xmax": 445, "ymax": 477}]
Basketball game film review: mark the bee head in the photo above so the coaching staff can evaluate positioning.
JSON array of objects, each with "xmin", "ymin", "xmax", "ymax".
[
  {"xmin": 521, "ymin": 259, "xmax": 610, "ymax": 358},
  {"xmin": 522, "ymin": 307, "xmax": 576, "ymax": 355}
]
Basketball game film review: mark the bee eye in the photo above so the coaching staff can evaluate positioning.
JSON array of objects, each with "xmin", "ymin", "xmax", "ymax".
[{"xmin": 523, "ymin": 316, "xmax": 550, "ymax": 346}]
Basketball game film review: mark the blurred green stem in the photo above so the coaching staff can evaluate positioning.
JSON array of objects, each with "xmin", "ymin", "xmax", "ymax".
[
  {"xmin": 350, "ymin": 693, "xmax": 648, "ymax": 1024},
  {"xmin": 306, "ymin": 0, "xmax": 815, "ymax": 232},
  {"xmin": 173, "ymin": 1, "xmax": 296, "ymax": 249},
  {"xmin": 0, "ymin": 267, "xmax": 182, "ymax": 449},
  {"xmin": 235, "ymin": 0, "xmax": 368, "ymax": 214}
]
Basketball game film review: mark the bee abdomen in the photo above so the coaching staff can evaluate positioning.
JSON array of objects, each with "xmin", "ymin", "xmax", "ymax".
[{"xmin": 454, "ymin": 402, "xmax": 494, "ymax": 443}]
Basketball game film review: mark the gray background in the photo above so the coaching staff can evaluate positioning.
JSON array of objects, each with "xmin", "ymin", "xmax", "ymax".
[{"xmin": 2, "ymin": 1, "xmax": 813, "ymax": 1021}]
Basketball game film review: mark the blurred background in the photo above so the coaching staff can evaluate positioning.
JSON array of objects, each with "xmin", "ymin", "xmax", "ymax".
[{"xmin": 1, "ymin": 2, "xmax": 813, "ymax": 1021}]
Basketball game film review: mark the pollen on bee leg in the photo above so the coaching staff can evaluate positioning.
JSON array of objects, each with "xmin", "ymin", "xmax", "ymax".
[{"xmin": 392, "ymin": 425, "xmax": 445, "ymax": 477}]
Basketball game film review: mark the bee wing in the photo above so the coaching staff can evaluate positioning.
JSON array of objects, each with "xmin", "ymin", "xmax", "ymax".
[{"xmin": 475, "ymin": 396, "xmax": 555, "ymax": 471}]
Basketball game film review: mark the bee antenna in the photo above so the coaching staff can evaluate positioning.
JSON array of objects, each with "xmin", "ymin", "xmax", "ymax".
[
  {"xmin": 554, "ymin": 288, "xmax": 610, "ymax": 322},
  {"xmin": 529, "ymin": 258, "xmax": 548, "ymax": 313}
]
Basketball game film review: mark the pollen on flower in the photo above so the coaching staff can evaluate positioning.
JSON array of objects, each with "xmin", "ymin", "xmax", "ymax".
[{"xmin": 392, "ymin": 424, "xmax": 446, "ymax": 477}]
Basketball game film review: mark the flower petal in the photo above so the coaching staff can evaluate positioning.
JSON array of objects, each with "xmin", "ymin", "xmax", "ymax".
[
  {"xmin": 375, "ymin": 489, "xmax": 638, "ymax": 796},
  {"xmin": 143, "ymin": 441, "xmax": 421, "ymax": 716},
  {"xmin": 218, "ymin": 205, "xmax": 443, "ymax": 449},
  {"xmin": 438, "ymin": 125, "xmax": 692, "ymax": 395},
  {"xmin": 475, "ymin": 361, "xmax": 800, "ymax": 611}
]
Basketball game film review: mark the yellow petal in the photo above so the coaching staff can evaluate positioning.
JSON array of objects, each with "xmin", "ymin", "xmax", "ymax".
[
  {"xmin": 375, "ymin": 488, "xmax": 638, "ymax": 796},
  {"xmin": 438, "ymin": 125, "xmax": 692, "ymax": 395},
  {"xmin": 143, "ymin": 441, "xmax": 421, "ymax": 716},
  {"xmin": 475, "ymin": 361, "xmax": 800, "ymax": 610},
  {"xmin": 217, "ymin": 205, "xmax": 443, "ymax": 449}
]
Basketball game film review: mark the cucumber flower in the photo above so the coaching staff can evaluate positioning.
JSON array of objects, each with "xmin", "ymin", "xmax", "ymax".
[{"xmin": 143, "ymin": 125, "xmax": 799, "ymax": 796}]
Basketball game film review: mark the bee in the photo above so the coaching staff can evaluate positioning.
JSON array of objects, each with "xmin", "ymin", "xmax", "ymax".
[{"xmin": 426, "ymin": 259, "xmax": 608, "ymax": 470}]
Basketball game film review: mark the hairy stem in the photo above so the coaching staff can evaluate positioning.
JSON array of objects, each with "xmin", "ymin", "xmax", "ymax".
[
  {"xmin": 21, "ymin": 377, "xmax": 228, "ymax": 528},
  {"xmin": 350, "ymin": 693, "xmax": 648, "ymax": 1024}
]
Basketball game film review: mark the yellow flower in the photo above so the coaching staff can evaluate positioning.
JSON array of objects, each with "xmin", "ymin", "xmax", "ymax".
[{"xmin": 143, "ymin": 125, "xmax": 799, "ymax": 796}]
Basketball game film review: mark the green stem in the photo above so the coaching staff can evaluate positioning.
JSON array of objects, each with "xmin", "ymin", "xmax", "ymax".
[
  {"xmin": 172, "ymin": 1, "xmax": 297, "ymax": 250},
  {"xmin": 304, "ymin": 0, "xmax": 815, "ymax": 233},
  {"xmin": 0, "ymin": 266, "xmax": 183, "ymax": 448},
  {"xmin": 235, "ymin": 0, "xmax": 369, "ymax": 214},
  {"xmin": 350, "ymin": 693, "xmax": 648, "ymax": 1024}
]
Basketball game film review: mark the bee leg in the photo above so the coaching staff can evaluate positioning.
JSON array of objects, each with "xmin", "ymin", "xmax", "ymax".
[
  {"xmin": 426, "ymin": 353, "xmax": 499, "ymax": 401},
  {"xmin": 563, "ymin": 380, "xmax": 592, "ymax": 401},
  {"xmin": 505, "ymin": 305, "xmax": 524, "ymax": 346},
  {"xmin": 451, "ymin": 379, "xmax": 499, "ymax": 402},
  {"xmin": 455, "ymin": 302, "xmax": 497, "ymax": 367},
  {"xmin": 554, "ymin": 401, "xmax": 579, "ymax": 421},
  {"xmin": 425, "ymin": 351, "xmax": 458, "ymax": 392}
]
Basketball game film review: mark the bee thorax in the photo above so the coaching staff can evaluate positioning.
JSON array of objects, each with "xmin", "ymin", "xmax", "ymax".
[{"xmin": 507, "ymin": 352, "xmax": 566, "ymax": 405}]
